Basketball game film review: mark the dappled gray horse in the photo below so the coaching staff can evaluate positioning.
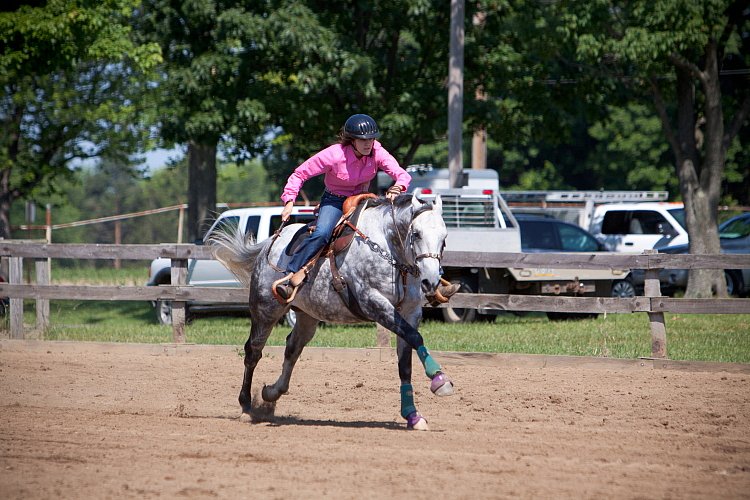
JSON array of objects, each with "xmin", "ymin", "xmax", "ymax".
[{"xmin": 209, "ymin": 194, "xmax": 454, "ymax": 430}]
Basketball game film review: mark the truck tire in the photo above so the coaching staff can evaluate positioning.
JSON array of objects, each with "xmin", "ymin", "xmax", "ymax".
[
  {"xmin": 155, "ymin": 299, "xmax": 173, "ymax": 325},
  {"xmin": 441, "ymin": 277, "xmax": 494, "ymax": 323},
  {"xmin": 611, "ymin": 279, "xmax": 636, "ymax": 298},
  {"xmin": 155, "ymin": 299, "xmax": 193, "ymax": 325}
]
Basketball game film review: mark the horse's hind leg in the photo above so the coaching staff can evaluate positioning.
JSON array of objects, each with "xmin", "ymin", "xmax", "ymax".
[
  {"xmin": 261, "ymin": 310, "xmax": 319, "ymax": 402},
  {"xmin": 239, "ymin": 317, "xmax": 275, "ymax": 418}
]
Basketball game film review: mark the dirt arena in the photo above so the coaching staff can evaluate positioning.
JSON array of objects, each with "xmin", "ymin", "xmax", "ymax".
[{"xmin": 1, "ymin": 340, "xmax": 748, "ymax": 499}]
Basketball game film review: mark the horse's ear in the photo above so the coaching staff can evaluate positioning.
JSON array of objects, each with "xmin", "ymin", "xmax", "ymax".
[
  {"xmin": 411, "ymin": 193, "xmax": 422, "ymax": 210},
  {"xmin": 433, "ymin": 195, "xmax": 442, "ymax": 215}
]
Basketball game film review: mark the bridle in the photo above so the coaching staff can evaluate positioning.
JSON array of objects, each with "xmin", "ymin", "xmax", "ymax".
[
  {"xmin": 356, "ymin": 201, "xmax": 444, "ymax": 309},
  {"xmin": 392, "ymin": 203, "xmax": 445, "ymax": 273},
  {"xmin": 372, "ymin": 202, "xmax": 442, "ymax": 276}
]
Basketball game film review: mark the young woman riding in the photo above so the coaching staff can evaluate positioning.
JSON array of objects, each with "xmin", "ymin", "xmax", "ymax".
[{"xmin": 275, "ymin": 114, "xmax": 410, "ymax": 300}]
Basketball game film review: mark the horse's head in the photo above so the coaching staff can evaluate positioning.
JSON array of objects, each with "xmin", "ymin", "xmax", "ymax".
[{"xmin": 406, "ymin": 194, "xmax": 447, "ymax": 294}]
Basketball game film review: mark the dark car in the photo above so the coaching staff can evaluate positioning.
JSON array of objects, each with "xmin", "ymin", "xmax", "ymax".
[
  {"xmin": 515, "ymin": 215, "xmax": 636, "ymax": 297},
  {"xmin": 630, "ymin": 212, "xmax": 750, "ymax": 296}
]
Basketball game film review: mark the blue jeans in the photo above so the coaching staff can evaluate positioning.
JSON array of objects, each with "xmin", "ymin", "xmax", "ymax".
[{"xmin": 287, "ymin": 191, "xmax": 345, "ymax": 273}]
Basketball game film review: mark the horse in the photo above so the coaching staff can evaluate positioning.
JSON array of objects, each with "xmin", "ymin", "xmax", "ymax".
[{"xmin": 208, "ymin": 193, "xmax": 454, "ymax": 430}]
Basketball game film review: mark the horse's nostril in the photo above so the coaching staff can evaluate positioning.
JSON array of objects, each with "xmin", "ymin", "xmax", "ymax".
[{"xmin": 421, "ymin": 279, "xmax": 432, "ymax": 292}]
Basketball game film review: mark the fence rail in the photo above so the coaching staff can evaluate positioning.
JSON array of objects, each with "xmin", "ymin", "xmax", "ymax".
[{"xmin": 1, "ymin": 241, "xmax": 749, "ymax": 358}]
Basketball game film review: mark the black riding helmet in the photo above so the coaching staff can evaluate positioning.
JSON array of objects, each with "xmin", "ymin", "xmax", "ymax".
[{"xmin": 343, "ymin": 114, "xmax": 381, "ymax": 139}]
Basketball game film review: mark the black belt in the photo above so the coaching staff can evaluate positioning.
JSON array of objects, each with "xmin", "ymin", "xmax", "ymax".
[{"xmin": 324, "ymin": 189, "xmax": 348, "ymax": 199}]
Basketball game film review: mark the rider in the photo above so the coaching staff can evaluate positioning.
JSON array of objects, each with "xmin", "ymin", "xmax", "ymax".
[
  {"xmin": 275, "ymin": 113, "xmax": 460, "ymax": 302},
  {"xmin": 275, "ymin": 114, "xmax": 409, "ymax": 300}
]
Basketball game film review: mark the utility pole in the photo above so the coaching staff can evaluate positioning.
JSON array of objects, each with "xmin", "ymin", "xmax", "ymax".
[
  {"xmin": 471, "ymin": 11, "xmax": 487, "ymax": 170},
  {"xmin": 448, "ymin": 0, "xmax": 464, "ymax": 188}
]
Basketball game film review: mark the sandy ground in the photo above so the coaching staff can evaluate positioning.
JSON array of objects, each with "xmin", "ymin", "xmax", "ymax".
[{"xmin": 0, "ymin": 340, "xmax": 748, "ymax": 499}]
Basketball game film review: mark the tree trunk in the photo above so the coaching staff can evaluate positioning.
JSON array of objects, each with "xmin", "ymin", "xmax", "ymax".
[
  {"xmin": 0, "ymin": 168, "xmax": 13, "ymax": 241},
  {"xmin": 673, "ymin": 44, "xmax": 726, "ymax": 298},
  {"xmin": 187, "ymin": 141, "xmax": 217, "ymax": 243}
]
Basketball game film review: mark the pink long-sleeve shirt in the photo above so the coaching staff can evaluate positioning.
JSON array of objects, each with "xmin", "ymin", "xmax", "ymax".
[{"xmin": 280, "ymin": 141, "xmax": 411, "ymax": 204}]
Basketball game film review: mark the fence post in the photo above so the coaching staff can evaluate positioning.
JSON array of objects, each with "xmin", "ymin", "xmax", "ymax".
[
  {"xmin": 170, "ymin": 258, "xmax": 188, "ymax": 343},
  {"xmin": 643, "ymin": 249, "xmax": 667, "ymax": 359},
  {"xmin": 35, "ymin": 258, "xmax": 50, "ymax": 331},
  {"xmin": 375, "ymin": 323, "xmax": 391, "ymax": 348},
  {"xmin": 9, "ymin": 256, "xmax": 24, "ymax": 339}
]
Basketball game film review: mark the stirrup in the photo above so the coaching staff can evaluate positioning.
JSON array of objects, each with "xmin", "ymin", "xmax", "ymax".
[{"xmin": 272, "ymin": 273, "xmax": 299, "ymax": 305}]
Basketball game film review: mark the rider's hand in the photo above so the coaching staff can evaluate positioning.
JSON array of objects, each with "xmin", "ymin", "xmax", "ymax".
[
  {"xmin": 386, "ymin": 185, "xmax": 403, "ymax": 201},
  {"xmin": 281, "ymin": 201, "xmax": 294, "ymax": 221}
]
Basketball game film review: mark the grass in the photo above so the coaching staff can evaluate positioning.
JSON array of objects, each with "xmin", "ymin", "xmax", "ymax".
[{"xmin": 2, "ymin": 265, "xmax": 748, "ymax": 363}]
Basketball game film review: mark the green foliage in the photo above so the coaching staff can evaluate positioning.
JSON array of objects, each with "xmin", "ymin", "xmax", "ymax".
[
  {"xmin": 217, "ymin": 160, "xmax": 277, "ymax": 204},
  {"xmin": 0, "ymin": 0, "xmax": 161, "ymax": 239},
  {"xmin": 20, "ymin": 298, "xmax": 750, "ymax": 363},
  {"xmin": 262, "ymin": 0, "xmax": 451, "ymax": 175},
  {"xmin": 586, "ymin": 103, "xmax": 676, "ymax": 193},
  {"xmin": 5, "ymin": 0, "xmax": 747, "ymax": 242}
]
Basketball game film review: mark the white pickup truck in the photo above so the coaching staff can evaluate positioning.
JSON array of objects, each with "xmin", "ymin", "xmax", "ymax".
[
  {"xmin": 146, "ymin": 205, "xmax": 316, "ymax": 325},
  {"xmin": 376, "ymin": 167, "xmax": 628, "ymax": 321}
]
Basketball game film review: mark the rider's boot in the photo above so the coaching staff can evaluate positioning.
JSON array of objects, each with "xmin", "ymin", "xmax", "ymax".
[
  {"xmin": 425, "ymin": 278, "xmax": 460, "ymax": 307},
  {"xmin": 437, "ymin": 278, "xmax": 460, "ymax": 298},
  {"xmin": 275, "ymin": 269, "xmax": 307, "ymax": 302}
]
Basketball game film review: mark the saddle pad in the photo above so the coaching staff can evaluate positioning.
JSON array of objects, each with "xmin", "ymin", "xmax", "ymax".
[{"xmin": 285, "ymin": 224, "xmax": 314, "ymax": 256}]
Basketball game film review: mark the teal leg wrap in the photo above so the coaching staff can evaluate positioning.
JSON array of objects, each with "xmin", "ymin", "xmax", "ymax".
[
  {"xmin": 400, "ymin": 383, "xmax": 416, "ymax": 419},
  {"xmin": 417, "ymin": 346, "xmax": 441, "ymax": 378}
]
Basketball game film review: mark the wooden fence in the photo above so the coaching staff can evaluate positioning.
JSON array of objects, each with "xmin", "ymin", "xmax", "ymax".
[{"xmin": 1, "ymin": 241, "xmax": 749, "ymax": 359}]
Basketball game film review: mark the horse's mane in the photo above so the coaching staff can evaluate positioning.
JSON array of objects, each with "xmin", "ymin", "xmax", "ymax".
[
  {"xmin": 365, "ymin": 194, "xmax": 433, "ymax": 235},
  {"xmin": 367, "ymin": 194, "xmax": 431, "ymax": 215}
]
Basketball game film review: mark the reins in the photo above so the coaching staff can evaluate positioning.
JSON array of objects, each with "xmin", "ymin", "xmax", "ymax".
[{"xmin": 268, "ymin": 196, "xmax": 444, "ymax": 312}]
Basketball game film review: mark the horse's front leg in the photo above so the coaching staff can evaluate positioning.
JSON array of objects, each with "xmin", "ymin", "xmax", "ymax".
[
  {"xmin": 377, "ymin": 310, "xmax": 454, "ymax": 397},
  {"xmin": 261, "ymin": 310, "xmax": 319, "ymax": 402},
  {"xmin": 396, "ymin": 337, "xmax": 429, "ymax": 431}
]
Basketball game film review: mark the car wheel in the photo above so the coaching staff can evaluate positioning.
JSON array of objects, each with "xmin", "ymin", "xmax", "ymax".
[
  {"xmin": 284, "ymin": 309, "xmax": 297, "ymax": 328},
  {"xmin": 155, "ymin": 299, "xmax": 173, "ymax": 325},
  {"xmin": 725, "ymin": 271, "xmax": 740, "ymax": 297},
  {"xmin": 611, "ymin": 279, "xmax": 636, "ymax": 298}
]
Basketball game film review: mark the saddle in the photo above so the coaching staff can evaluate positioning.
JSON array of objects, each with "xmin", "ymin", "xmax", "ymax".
[{"xmin": 271, "ymin": 193, "xmax": 377, "ymax": 308}]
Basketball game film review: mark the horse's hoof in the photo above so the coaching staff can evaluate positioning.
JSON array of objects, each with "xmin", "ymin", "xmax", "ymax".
[
  {"xmin": 239, "ymin": 412, "xmax": 253, "ymax": 423},
  {"xmin": 262, "ymin": 384, "xmax": 282, "ymax": 402},
  {"xmin": 406, "ymin": 411, "xmax": 429, "ymax": 431},
  {"xmin": 430, "ymin": 372, "xmax": 454, "ymax": 396}
]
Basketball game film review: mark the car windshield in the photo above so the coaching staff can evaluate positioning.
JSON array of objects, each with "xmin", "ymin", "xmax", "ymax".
[
  {"xmin": 668, "ymin": 208, "xmax": 686, "ymax": 230},
  {"xmin": 720, "ymin": 215, "xmax": 750, "ymax": 239}
]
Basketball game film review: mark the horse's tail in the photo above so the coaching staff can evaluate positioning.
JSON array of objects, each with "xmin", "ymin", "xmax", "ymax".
[{"xmin": 206, "ymin": 227, "xmax": 263, "ymax": 288}]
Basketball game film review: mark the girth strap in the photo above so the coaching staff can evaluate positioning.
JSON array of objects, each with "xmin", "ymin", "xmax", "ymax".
[{"xmin": 327, "ymin": 249, "xmax": 370, "ymax": 321}]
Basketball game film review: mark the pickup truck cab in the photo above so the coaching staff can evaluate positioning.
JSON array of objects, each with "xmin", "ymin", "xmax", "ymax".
[
  {"xmin": 147, "ymin": 205, "xmax": 317, "ymax": 324},
  {"xmin": 588, "ymin": 202, "xmax": 687, "ymax": 253}
]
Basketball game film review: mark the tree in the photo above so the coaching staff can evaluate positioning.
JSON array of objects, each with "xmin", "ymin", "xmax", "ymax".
[
  {"xmin": 259, "ymin": 0, "xmax": 451, "ymax": 192},
  {"xmin": 563, "ymin": 0, "xmax": 750, "ymax": 297},
  {"xmin": 0, "ymin": 0, "xmax": 161, "ymax": 240},
  {"xmin": 139, "ymin": 0, "xmax": 294, "ymax": 241}
]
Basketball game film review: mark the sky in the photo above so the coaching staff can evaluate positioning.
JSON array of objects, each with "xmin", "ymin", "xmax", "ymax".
[{"xmin": 140, "ymin": 147, "xmax": 185, "ymax": 172}]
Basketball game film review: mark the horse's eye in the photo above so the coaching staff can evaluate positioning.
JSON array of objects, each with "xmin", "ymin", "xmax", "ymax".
[{"xmin": 413, "ymin": 232, "xmax": 422, "ymax": 240}]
